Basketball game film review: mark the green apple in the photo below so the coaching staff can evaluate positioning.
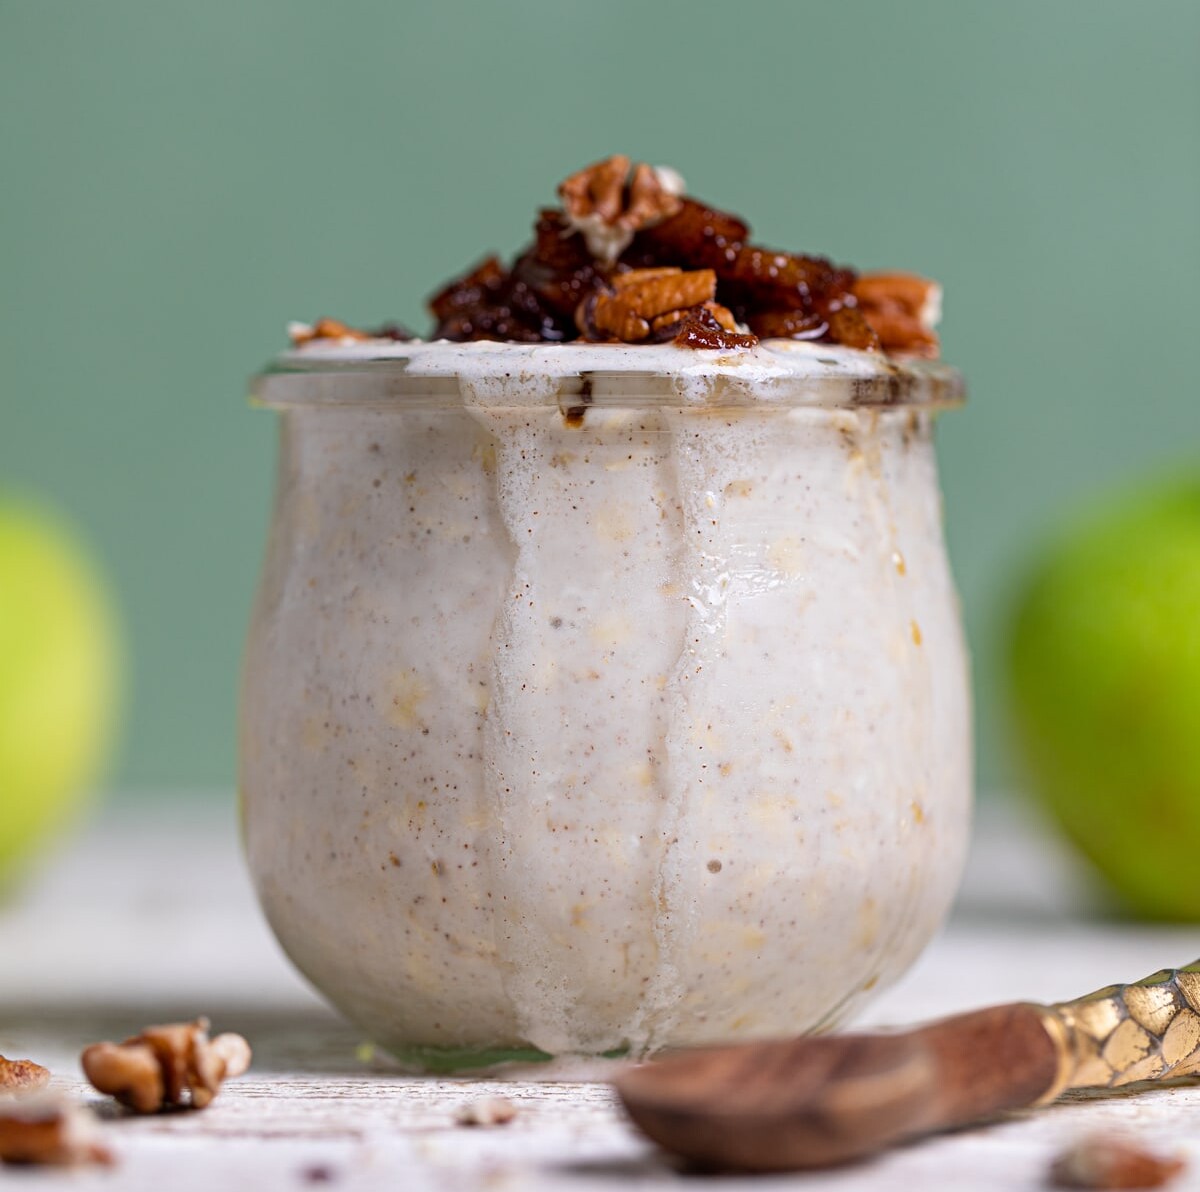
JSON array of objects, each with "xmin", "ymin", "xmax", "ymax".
[
  {"xmin": 1006, "ymin": 472, "xmax": 1200, "ymax": 920},
  {"xmin": 0, "ymin": 493, "xmax": 120, "ymax": 886}
]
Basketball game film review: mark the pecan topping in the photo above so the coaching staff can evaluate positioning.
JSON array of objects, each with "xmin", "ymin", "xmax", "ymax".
[
  {"xmin": 430, "ymin": 252, "xmax": 565, "ymax": 342},
  {"xmin": 288, "ymin": 317, "xmax": 371, "ymax": 346},
  {"xmin": 81, "ymin": 1018, "xmax": 251, "ymax": 1113},
  {"xmin": 745, "ymin": 308, "xmax": 829, "ymax": 340},
  {"xmin": 577, "ymin": 269, "xmax": 757, "ymax": 350},
  {"xmin": 559, "ymin": 155, "xmax": 684, "ymax": 265},
  {"xmin": 650, "ymin": 300, "xmax": 739, "ymax": 337},
  {"xmin": 577, "ymin": 267, "xmax": 717, "ymax": 342},
  {"xmin": 298, "ymin": 155, "xmax": 945, "ymax": 358},
  {"xmin": 666, "ymin": 304, "xmax": 759, "ymax": 351},
  {"xmin": 852, "ymin": 272, "xmax": 941, "ymax": 358},
  {"xmin": 0, "ymin": 1056, "xmax": 50, "ymax": 1096},
  {"xmin": 0, "ymin": 1098, "xmax": 113, "ymax": 1167},
  {"xmin": 826, "ymin": 305, "xmax": 882, "ymax": 353}
]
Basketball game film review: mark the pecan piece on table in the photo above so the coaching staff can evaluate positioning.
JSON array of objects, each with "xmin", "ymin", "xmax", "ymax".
[
  {"xmin": 455, "ymin": 1096, "xmax": 518, "ymax": 1127},
  {"xmin": 0, "ymin": 1056, "xmax": 50, "ymax": 1096},
  {"xmin": 1049, "ymin": 1134, "xmax": 1185, "ymax": 1189},
  {"xmin": 559, "ymin": 155, "xmax": 684, "ymax": 265},
  {"xmin": 82, "ymin": 1018, "xmax": 251, "ymax": 1113},
  {"xmin": 0, "ymin": 1098, "xmax": 112, "ymax": 1167}
]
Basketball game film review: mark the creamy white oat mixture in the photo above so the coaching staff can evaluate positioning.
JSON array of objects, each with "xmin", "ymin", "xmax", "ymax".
[{"xmin": 241, "ymin": 341, "xmax": 970, "ymax": 1059}]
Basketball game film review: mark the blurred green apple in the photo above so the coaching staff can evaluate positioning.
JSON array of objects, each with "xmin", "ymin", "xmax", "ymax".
[
  {"xmin": 0, "ymin": 493, "xmax": 120, "ymax": 886},
  {"xmin": 1006, "ymin": 472, "xmax": 1200, "ymax": 920}
]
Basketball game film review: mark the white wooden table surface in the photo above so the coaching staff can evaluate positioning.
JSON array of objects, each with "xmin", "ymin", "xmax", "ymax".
[{"xmin": 3, "ymin": 795, "xmax": 1199, "ymax": 1191}]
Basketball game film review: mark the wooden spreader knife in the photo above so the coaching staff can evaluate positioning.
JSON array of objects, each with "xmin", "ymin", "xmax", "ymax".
[{"xmin": 613, "ymin": 961, "xmax": 1200, "ymax": 1173}]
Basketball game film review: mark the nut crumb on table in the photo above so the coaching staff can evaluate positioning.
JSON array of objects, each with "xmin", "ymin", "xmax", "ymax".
[
  {"xmin": 0, "ymin": 1054, "xmax": 50, "ymax": 1095},
  {"xmin": 1050, "ymin": 1134, "xmax": 1185, "ymax": 1189},
  {"xmin": 300, "ymin": 1162, "xmax": 339, "ymax": 1183},
  {"xmin": 0, "ymin": 1096, "xmax": 113, "ymax": 1167},
  {"xmin": 455, "ymin": 1096, "xmax": 519, "ymax": 1127}
]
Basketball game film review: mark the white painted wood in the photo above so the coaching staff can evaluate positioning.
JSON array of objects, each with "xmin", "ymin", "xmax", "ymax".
[{"xmin": 2, "ymin": 796, "xmax": 1198, "ymax": 1190}]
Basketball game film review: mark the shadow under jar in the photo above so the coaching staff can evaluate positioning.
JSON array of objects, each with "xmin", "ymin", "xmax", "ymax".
[{"xmin": 241, "ymin": 341, "xmax": 970, "ymax": 1072}]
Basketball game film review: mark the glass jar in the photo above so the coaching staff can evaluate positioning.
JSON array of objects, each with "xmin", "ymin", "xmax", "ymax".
[{"xmin": 241, "ymin": 341, "xmax": 970, "ymax": 1070}]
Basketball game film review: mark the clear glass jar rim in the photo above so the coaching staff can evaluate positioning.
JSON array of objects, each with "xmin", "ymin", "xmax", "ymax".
[{"xmin": 250, "ymin": 341, "xmax": 965, "ymax": 411}]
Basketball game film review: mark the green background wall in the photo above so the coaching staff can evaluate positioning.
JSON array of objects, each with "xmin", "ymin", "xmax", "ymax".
[{"xmin": 2, "ymin": 1, "xmax": 1197, "ymax": 793}]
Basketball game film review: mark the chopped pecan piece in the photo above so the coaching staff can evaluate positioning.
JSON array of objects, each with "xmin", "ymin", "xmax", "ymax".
[
  {"xmin": 668, "ymin": 305, "xmax": 759, "ymax": 351},
  {"xmin": 852, "ymin": 271, "xmax": 941, "ymax": 358},
  {"xmin": 613, "ymin": 267, "xmax": 716, "ymax": 315},
  {"xmin": 0, "ymin": 1097, "xmax": 112, "ymax": 1167},
  {"xmin": 0, "ymin": 1056, "xmax": 50, "ymax": 1096},
  {"xmin": 650, "ymin": 300, "xmax": 739, "ymax": 337},
  {"xmin": 745, "ymin": 308, "xmax": 829, "ymax": 340},
  {"xmin": 624, "ymin": 197, "xmax": 865, "ymax": 348},
  {"xmin": 559, "ymin": 155, "xmax": 684, "ymax": 265},
  {"xmin": 288, "ymin": 317, "xmax": 371, "ymax": 346},
  {"xmin": 560, "ymin": 154, "xmax": 629, "ymax": 226},
  {"xmin": 1050, "ymin": 1134, "xmax": 1185, "ymax": 1189},
  {"xmin": 826, "ymin": 305, "xmax": 881, "ymax": 352},
  {"xmin": 611, "ymin": 267, "xmax": 690, "ymax": 293},
  {"xmin": 577, "ymin": 267, "xmax": 717, "ymax": 342},
  {"xmin": 82, "ymin": 1018, "xmax": 251, "ymax": 1113}
]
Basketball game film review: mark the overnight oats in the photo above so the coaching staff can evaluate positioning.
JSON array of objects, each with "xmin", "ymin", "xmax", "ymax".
[{"xmin": 241, "ymin": 157, "xmax": 969, "ymax": 1068}]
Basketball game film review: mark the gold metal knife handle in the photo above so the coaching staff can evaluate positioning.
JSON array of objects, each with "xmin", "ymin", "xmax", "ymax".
[{"xmin": 1035, "ymin": 960, "xmax": 1200, "ymax": 1102}]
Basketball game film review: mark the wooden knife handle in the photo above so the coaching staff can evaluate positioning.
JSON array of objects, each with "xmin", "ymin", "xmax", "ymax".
[
  {"xmin": 914, "ymin": 960, "xmax": 1200, "ymax": 1131},
  {"xmin": 614, "ymin": 1003, "xmax": 1066, "ymax": 1171},
  {"xmin": 614, "ymin": 961, "xmax": 1200, "ymax": 1172},
  {"xmin": 910, "ymin": 1002, "xmax": 1064, "ymax": 1128}
]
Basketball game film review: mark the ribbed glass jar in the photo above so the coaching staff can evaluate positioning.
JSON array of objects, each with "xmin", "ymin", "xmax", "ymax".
[{"xmin": 240, "ymin": 341, "xmax": 970, "ymax": 1070}]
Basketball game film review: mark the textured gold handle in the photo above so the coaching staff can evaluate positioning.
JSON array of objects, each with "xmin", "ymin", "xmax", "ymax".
[{"xmin": 1035, "ymin": 960, "xmax": 1200, "ymax": 1101}]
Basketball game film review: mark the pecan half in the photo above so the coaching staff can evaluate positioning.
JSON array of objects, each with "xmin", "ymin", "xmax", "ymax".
[
  {"xmin": 82, "ymin": 1018, "xmax": 251, "ymax": 1114},
  {"xmin": 577, "ymin": 267, "xmax": 717, "ymax": 342},
  {"xmin": 0, "ymin": 1056, "xmax": 50, "ymax": 1096},
  {"xmin": 559, "ymin": 155, "xmax": 684, "ymax": 265},
  {"xmin": 0, "ymin": 1097, "xmax": 112, "ymax": 1167},
  {"xmin": 852, "ymin": 271, "xmax": 941, "ymax": 358}
]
